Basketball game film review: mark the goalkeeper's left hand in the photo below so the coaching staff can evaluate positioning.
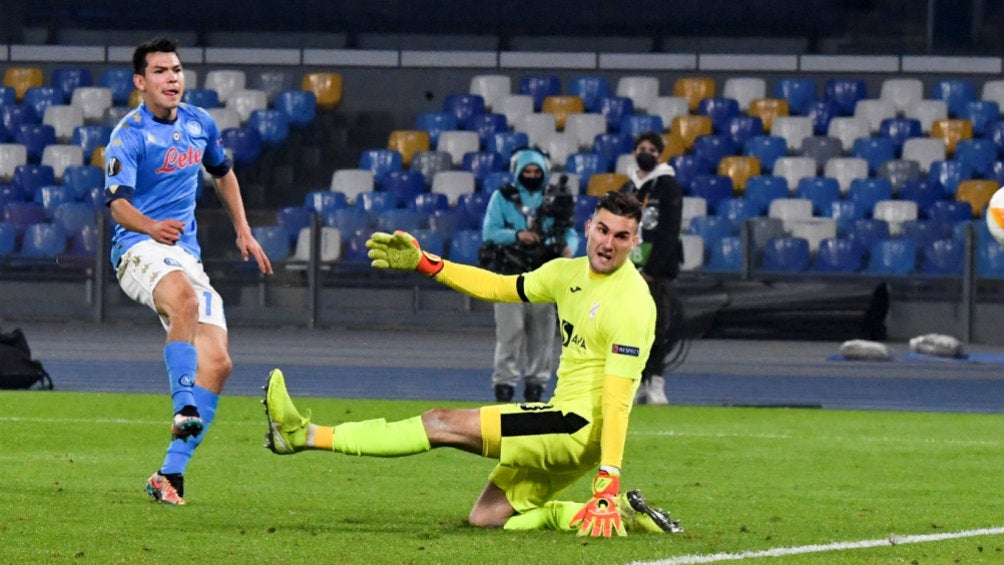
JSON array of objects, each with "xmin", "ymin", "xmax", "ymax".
[
  {"xmin": 366, "ymin": 230, "xmax": 444, "ymax": 277},
  {"xmin": 569, "ymin": 469, "xmax": 626, "ymax": 537}
]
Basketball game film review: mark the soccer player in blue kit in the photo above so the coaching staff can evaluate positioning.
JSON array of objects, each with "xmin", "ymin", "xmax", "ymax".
[{"xmin": 104, "ymin": 37, "xmax": 273, "ymax": 505}]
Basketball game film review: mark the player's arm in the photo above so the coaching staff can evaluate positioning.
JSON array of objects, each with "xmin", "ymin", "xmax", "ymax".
[
  {"xmin": 366, "ymin": 231, "xmax": 522, "ymax": 302},
  {"xmin": 108, "ymin": 194, "xmax": 185, "ymax": 245},
  {"xmin": 212, "ymin": 170, "xmax": 273, "ymax": 275}
]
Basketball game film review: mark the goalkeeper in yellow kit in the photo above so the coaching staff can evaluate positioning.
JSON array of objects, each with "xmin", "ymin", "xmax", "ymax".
[{"xmin": 262, "ymin": 191, "xmax": 682, "ymax": 536}]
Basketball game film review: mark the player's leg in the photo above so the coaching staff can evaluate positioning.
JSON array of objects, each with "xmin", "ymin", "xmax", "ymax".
[
  {"xmin": 152, "ymin": 270, "xmax": 204, "ymax": 437},
  {"xmin": 491, "ymin": 302, "xmax": 525, "ymax": 402},
  {"xmin": 521, "ymin": 303, "xmax": 556, "ymax": 402}
]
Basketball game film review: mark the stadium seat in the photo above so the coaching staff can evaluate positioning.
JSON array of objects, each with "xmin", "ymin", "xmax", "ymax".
[
  {"xmin": 304, "ymin": 190, "xmax": 347, "ymax": 215},
  {"xmin": 496, "ymin": 95, "xmax": 534, "ymax": 129},
  {"xmin": 790, "ymin": 217, "xmax": 837, "ymax": 253},
  {"xmin": 671, "ymin": 115, "xmax": 713, "ymax": 152},
  {"xmin": 846, "ymin": 218, "xmax": 890, "ymax": 251},
  {"xmin": 461, "ymin": 151, "xmax": 506, "ymax": 186},
  {"xmin": 688, "ymin": 215, "xmax": 733, "ymax": 250},
  {"xmin": 879, "ymin": 78, "xmax": 924, "ymax": 115},
  {"xmin": 876, "ymin": 159, "xmax": 921, "ymax": 193},
  {"xmin": 61, "ymin": 164, "xmax": 103, "ymax": 200},
  {"xmin": 960, "ymin": 100, "xmax": 999, "ymax": 137},
  {"xmin": 954, "ymin": 139, "xmax": 997, "ymax": 178},
  {"xmin": 928, "ymin": 200, "xmax": 973, "ymax": 224},
  {"xmin": 356, "ymin": 191, "xmax": 395, "ymax": 214},
  {"xmin": 928, "ymin": 159, "xmax": 973, "ymax": 195},
  {"xmin": 541, "ymin": 95, "xmax": 584, "ymax": 131},
  {"xmin": 672, "ymin": 77, "xmax": 715, "ymax": 112},
  {"xmin": 457, "ymin": 192, "xmax": 490, "ymax": 224},
  {"xmin": 247, "ymin": 109, "xmax": 289, "ymax": 147},
  {"xmin": 251, "ymin": 69, "xmax": 293, "ymax": 105},
  {"xmin": 567, "ymin": 75, "xmax": 611, "ymax": 113},
  {"xmin": 1, "ymin": 201, "xmax": 46, "ymax": 237},
  {"xmin": 747, "ymin": 216, "xmax": 786, "ymax": 257},
  {"xmin": 760, "ymin": 236, "xmax": 810, "ymax": 273},
  {"xmin": 33, "ymin": 184, "xmax": 74, "ymax": 218},
  {"xmin": 717, "ymin": 155, "xmax": 760, "ymax": 191},
  {"xmin": 208, "ymin": 108, "xmax": 242, "ymax": 132},
  {"xmin": 470, "ymin": 113, "xmax": 508, "ymax": 146},
  {"xmin": 591, "ymin": 133, "xmax": 633, "ymax": 169},
  {"xmin": 744, "ymin": 175, "xmax": 789, "ymax": 214},
  {"xmin": 773, "ymin": 77, "xmax": 817, "ymax": 115},
  {"xmin": 415, "ymin": 112, "xmax": 458, "ymax": 147},
  {"xmin": 826, "ymin": 116, "xmax": 870, "ymax": 152},
  {"xmin": 697, "ymin": 97, "xmax": 740, "ymax": 134},
  {"xmin": 275, "ymin": 206, "xmax": 313, "ymax": 247},
  {"xmin": 373, "ymin": 208, "xmax": 425, "ymax": 233},
  {"xmin": 659, "ymin": 132, "xmax": 687, "ymax": 162},
  {"xmin": 854, "ymin": 99, "xmax": 896, "ymax": 135},
  {"xmin": 616, "ymin": 76, "xmax": 659, "ymax": 114},
  {"xmin": 872, "ymin": 199, "xmax": 918, "ymax": 236},
  {"xmin": 824, "ymin": 157, "xmax": 869, "ymax": 195},
  {"xmin": 901, "ymin": 219, "xmax": 952, "ymax": 250},
  {"xmin": 23, "ymin": 87, "xmax": 63, "ymax": 124},
  {"xmin": 435, "ymin": 130, "xmax": 479, "ymax": 166},
  {"xmin": 52, "ymin": 201, "xmax": 96, "ymax": 234},
  {"xmin": 667, "ymin": 154, "xmax": 704, "ymax": 191},
  {"xmin": 799, "ymin": 136, "xmax": 843, "ymax": 174},
  {"xmin": 40, "ymin": 144, "xmax": 83, "ymax": 181},
  {"xmin": 743, "ymin": 135, "xmax": 788, "ymax": 172},
  {"xmin": 955, "ymin": 179, "xmax": 998, "ymax": 218},
  {"xmin": 204, "ymin": 70, "xmax": 247, "ymax": 104},
  {"xmin": 518, "ymin": 75, "xmax": 561, "ymax": 112},
  {"xmin": 485, "ymin": 131, "xmax": 529, "ymax": 161},
  {"xmin": 715, "ymin": 197, "xmax": 756, "ymax": 234},
  {"xmin": 70, "ymin": 125, "xmax": 111, "ymax": 163},
  {"xmin": 851, "ymin": 136, "xmax": 896, "ymax": 175},
  {"xmin": 704, "ymin": 235, "xmax": 743, "ymax": 272},
  {"xmin": 805, "ymin": 99, "xmax": 840, "ymax": 136},
  {"xmin": 847, "ymin": 177, "xmax": 894, "ymax": 217},
  {"xmin": 98, "ymin": 68, "xmax": 133, "ymax": 106},
  {"xmin": 48, "ymin": 67, "xmax": 92, "ymax": 104},
  {"xmin": 275, "ymin": 90, "xmax": 316, "ymax": 128},
  {"xmin": 0, "ymin": 143, "xmax": 29, "ymax": 182},
  {"xmin": 536, "ymin": 133, "xmax": 576, "ymax": 173},
  {"xmin": 3, "ymin": 67, "xmax": 43, "ymax": 101},
  {"xmin": 679, "ymin": 234, "xmax": 705, "ymax": 271},
  {"xmin": 431, "ymin": 170, "xmax": 475, "ymax": 206},
  {"xmin": 598, "ymin": 96, "xmax": 635, "ymax": 133},
  {"xmin": 770, "ymin": 116, "xmax": 813, "ymax": 153},
  {"xmin": 0, "ymin": 221, "xmax": 16, "ymax": 255},
  {"xmin": 919, "ymin": 238, "xmax": 964, "ymax": 275},
  {"xmin": 226, "ymin": 89, "xmax": 268, "ymax": 123},
  {"xmin": 829, "ymin": 200, "xmax": 864, "ymax": 235},
  {"xmin": 220, "ymin": 127, "xmax": 261, "ymax": 165},
  {"xmin": 324, "ymin": 207, "xmax": 371, "ymax": 237},
  {"xmin": 649, "ymin": 96, "xmax": 690, "ymax": 131},
  {"xmin": 182, "ymin": 88, "xmax": 220, "ymax": 109},
  {"xmin": 69, "ymin": 87, "xmax": 113, "ymax": 124},
  {"xmin": 771, "ymin": 157, "xmax": 817, "ymax": 192},
  {"xmin": 379, "ymin": 170, "xmax": 425, "ymax": 209},
  {"xmin": 933, "ymin": 79, "xmax": 976, "ymax": 118},
  {"xmin": 330, "ymin": 169, "xmax": 376, "ymax": 205},
  {"xmin": 301, "ymin": 72, "xmax": 342, "ymax": 111},
  {"xmin": 904, "ymin": 100, "xmax": 948, "ymax": 134},
  {"xmin": 387, "ymin": 130, "xmax": 431, "ymax": 168},
  {"xmin": 13, "ymin": 124, "xmax": 55, "ymax": 164},
  {"xmin": 11, "ymin": 163, "xmax": 55, "ymax": 203},
  {"xmin": 930, "ymin": 118, "xmax": 973, "ymax": 156},
  {"xmin": 469, "ymin": 74, "xmax": 511, "ymax": 112},
  {"xmin": 747, "ymin": 98, "xmax": 790, "ymax": 132},
  {"xmin": 620, "ymin": 115, "xmax": 664, "ymax": 140},
  {"xmin": 824, "ymin": 78, "xmax": 867, "ymax": 116},
  {"xmin": 252, "ymin": 225, "xmax": 290, "ymax": 261},
  {"xmin": 557, "ymin": 114, "xmax": 604, "ymax": 152},
  {"xmin": 722, "ymin": 77, "xmax": 766, "ymax": 112},
  {"xmin": 411, "ymin": 228, "xmax": 445, "ymax": 258},
  {"xmin": 878, "ymin": 117, "xmax": 923, "ymax": 156},
  {"xmin": 680, "ymin": 195, "xmax": 708, "ymax": 231},
  {"xmin": 977, "ymin": 237, "xmax": 1004, "ymax": 278},
  {"xmin": 693, "ymin": 134, "xmax": 737, "ymax": 172},
  {"xmin": 514, "ymin": 113, "xmax": 556, "ymax": 148},
  {"xmin": 813, "ymin": 237, "xmax": 864, "ymax": 272},
  {"xmin": 428, "ymin": 206, "xmax": 463, "ymax": 237},
  {"xmin": 901, "ymin": 138, "xmax": 946, "ymax": 173},
  {"xmin": 410, "ymin": 151, "xmax": 453, "ymax": 185},
  {"xmin": 767, "ymin": 197, "xmax": 813, "ymax": 232},
  {"xmin": 289, "ymin": 226, "xmax": 342, "ymax": 265},
  {"xmin": 795, "ymin": 176, "xmax": 841, "ymax": 215},
  {"xmin": 690, "ymin": 174, "xmax": 735, "ymax": 215},
  {"xmin": 565, "ymin": 152, "xmax": 607, "ymax": 192},
  {"xmin": 724, "ymin": 116, "xmax": 764, "ymax": 151},
  {"xmin": 443, "ymin": 94, "xmax": 487, "ymax": 131},
  {"xmin": 18, "ymin": 222, "xmax": 66, "ymax": 257},
  {"xmin": 899, "ymin": 178, "xmax": 942, "ymax": 218},
  {"xmin": 447, "ymin": 228, "xmax": 483, "ymax": 265},
  {"xmin": 585, "ymin": 172, "xmax": 628, "ymax": 198},
  {"xmin": 865, "ymin": 238, "xmax": 916, "ymax": 274},
  {"xmin": 359, "ymin": 149, "xmax": 403, "ymax": 188}
]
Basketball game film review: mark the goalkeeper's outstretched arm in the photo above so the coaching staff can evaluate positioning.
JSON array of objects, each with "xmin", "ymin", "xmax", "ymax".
[{"xmin": 366, "ymin": 231, "xmax": 523, "ymax": 303}]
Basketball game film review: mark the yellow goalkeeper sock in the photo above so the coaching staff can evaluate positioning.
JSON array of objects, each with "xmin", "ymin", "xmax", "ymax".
[
  {"xmin": 332, "ymin": 416, "xmax": 431, "ymax": 457},
  {"xmin": 503, "ymin": 501, "xmax": 583, "ymax": 531}
]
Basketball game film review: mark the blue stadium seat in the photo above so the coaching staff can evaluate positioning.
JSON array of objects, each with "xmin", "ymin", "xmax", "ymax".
[
  {"xmin": 993, "ymin": 161, "xmax": 1004, "ymax": 187},
  {"xmin": 99, "ymin": 68, "xmax": 133, "ymax": 105},
  {"xmin": 760, "ymin": 236, "xmax": 810, "ymax": 272},
  {"xmin": 480, "ymin": 171, "xmax": 514, "ymax": 195},
  {"xmin": 2, "ymin": 105, "xmax": 36, "ymax": 145},
  {"xmin": 824, "ymin": 79, "xmax": 867, "ymax": 117},
  {"xmin": 774, "ymin": 77, "xmax": 817, "ymax": 115},
  {"xmin": 1, "ymin": 201, "xmax": 46, "ymax": 236},
  {"xmin": 428, "ymin": 206, "xmax": 463, "ymax": 238},
  {"xmin": 0, "ymin": 221, "xmax": 16, "ymax": 255},
  {"xmin": 743, "ymin": 135, "xmax": 788, "ymax": 172},
  {"xmin": 471, "ymin": 113, "xmax": 508, "ymax": 146},
  {"xmin": 34, "ymin": 184, "xmax": 74, "ymax": 218},
  {"xmin": 323, "ymin": 207, "xmax": 371, "ymax": 237},
  {"xmin": 304, "ymin": 190, "xmax": 347, "ymax": 215},
  {"xmin": 15, "ymin": 124, "xmax": 56, "ymax": 163},
  {"xmin": 382, "ymin": 170, "xmax": 426, "ymax": 209},
  {"xmin": 61, "ymin": 165, "xmax": 103, "ymax": 200},
  {"xmin": 667, "ymin": 154, "xmax": 705, "ymax": 192},
  {"xmin": 22, "ymin": 87, "xmax": 62, "ymax": 123},
  {"xmin": 518, "ymin": 75, "xmax": 561, "ymax": 112},
  {"xmin": 343, "ymin": 229, "xmax": 377, "ymax": 262},
  {"xmin": 704, "ymin": 235, "xmax": 744, "ymax": 272},
  {"xmin": 66, "ymin": 222, "xmax": 98, "ymax": 257},
  {"xmin": 812, "ymin": 237, "xmax": 864, "ymax": 273},
  {"xmin": 726, "ymin": 116, "xmax": 764, "ymax": 149},
  {"xmin": 591, "ymin": 133, "xmax": 633, "ymax": 170},
  {"xmin": 847, "ymin": 218, "xmax": 891, "ymax": 250},
  {"xmin": 830, "ymin": 200, "xmax": 864, "ymax": 235},
  {"xmin": 568, "ymin": 76, "xmax": 611, "ymax": 113},
  {"xmin": 50, "ymin": 67, "xmax": 92, "ymax": 103},
  {"xmin": 356, "ymin": 191, "xmax": 396, "ymax": 214},
  {"xmin": 415, "ymin": 112, "xmax": 458, "ymax": 147},
  {"xmin": 565, "ymin": 152, "xmax": 607, "ymax": 191},
  {"xmin": 953, "ymin": 139, "xmax": 997, "ymax": 178},
  {"xmin": 276, "ymin": 205, "xmax": 313, "ymax": 246},
  {"xmin": 275, "ymin": 90, "xmax": 317, "ymax": 128},
  {"xmin": 693, "ymin": 134, "xmax": 737, "ymax": 172},
  {"xmin": 927, "ymin": 200, "xmax": 972, "ymax": 224},
  {"xmin": 247, "ymin": 109, "xmax": 289, "ymax": 147},
  {"xmin": 898, "ymin": 178, "xmax": 941, "ymax": 218},
  {"xmin": 447, "ymin": 228, "xmax": 483, "ymax": 264},
  {"xmin": 927, "ymin": 160, "xmax": 973, "ymax": 196},
  {"xmin": 443, "ymin": 94, "xmax": 487, "ymax": 130},
  {"xmin": 71, "ymin": 125, "xmax": 112, "ymax": 163},
  {"xmin": 574, "ymin": 195, "xmax": 599, "ymax": 230},
  {"xmin": 374, "ymin": 208, "xmax": 425, "ymax": 233},
  {"xmin": 848, "ymin": 178, "xmax": 893, "ymax": 217},
  {"xmin": 900, "ymin": 219, "xmax": 952, "ymax": 250},
  {"xmin": 182, "ymin": 88, "xmax": 220, "ymax": 109},
  {"xmin": 919, "ymin": 238, "xmax": 964, "ymax": 274},
  {"xmin": 11, "ymin": 164, "xmax": 55, "ymax": 202},
  {"xmin": 865, "ymin": 238, "xmax": 916, "ymax": 274},
  {"xmin": 715, "ymin": 197, "xmax": 756, "ymax": 234},
  {"xmin": 485, "ymin": 131, "xmax": 529, "ymax": 160},
  {"xmin": 252, "ymin": 225, "xmax": 290, "ymax": 261},
  {"xmin": 52, "ymin": 201, "xmax": 95, "ymax": 234},
  {"xmin": 461, "ymin": 151, "xmax": 507, "ymax": 187},
  {"xmin": 221, "ymin": 126, "xmax": 261, "ymax": 165},
  {"xmin": 796, "ymin": 177, "xmax": 841, "ymax": 216},
  {"xmin": 932, "ymin": 79, "xmax": 976, "ymax": 118},
  {"xmin": 458, "ymin": 192, "xmax": 490, "ymax": 228},
  {"xmin": 689, "ymin": 174, "xmax": 735, "ymax": 215},
  {"xmin": 620, "ymin": 115, "xmax": 664, "ymax": 139},
  {"xmin": 688, "ymin": 215, "xmax": 733, "ymax": 251},
  {"xmin": 412, "ymin": 192, "xmax": 449, "ymax": 215},
  {"xmin": 598, "ymin": 96, "xmax": 634, "ymax": 133},
  {"xmin": 697, "ymin": 97, "xmax": 740, "ymax": 133},
  {"xmin": 359, "ymin": 149, "xmax": 404, "ymax": 188},
  {"xmin": 18, "ymin": 222, "xmax": 66, "ymax": 257},
  {"xmin": 743, "ymin": 175, "xmax": 789, "ymax": 214},
  {"xmin": 411, "ymin": 228, "xmax": 445, "ymax": 257},
  {"xmin": 0, "ymin": 87, "xmax": 15, "ymax": 107},
  {"xmin": 878, "ymin": 118, "xmax": 923, "ymax": 156},
  {"xmin": 977, "ymin": 239, "xmax": 1004, "ymax": 278},
  {"xmin": 805, "ymin": 99, "xmax": 840, "ymax": 136},
  {"xmin": 961, "ymin": 100, "xmax": 1000, "ymax": 137},
  {"xmin": 852, "ymin": 137, "xmax": 896, "ymax": 175}
]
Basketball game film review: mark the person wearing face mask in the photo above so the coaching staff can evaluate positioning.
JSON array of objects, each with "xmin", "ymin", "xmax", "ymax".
[
  {"xmin": 619, "ymin": 131, "xmax": 685, "ymax": 405},
  {"xmin": 479, "ymin": 148, "xmax": 579, "ymax": 403}
]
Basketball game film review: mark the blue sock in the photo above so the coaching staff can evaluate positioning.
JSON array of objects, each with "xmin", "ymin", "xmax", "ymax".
[
  {"xmin": 161, "ymin": 385, "xmax": 220, "ymax": 475},
  {"xmin": 164, "ymin": 341, "xmax": 198, "ymax": 414}
]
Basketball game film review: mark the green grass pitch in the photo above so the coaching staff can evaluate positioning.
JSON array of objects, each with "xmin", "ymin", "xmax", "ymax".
[{"xmin": 1, "ymin": 391, "xmax": 1001, "ymax": 565}]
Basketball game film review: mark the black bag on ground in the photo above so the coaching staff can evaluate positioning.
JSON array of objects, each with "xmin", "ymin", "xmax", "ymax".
[{"xmin": 0, "ymin": 327, "xmax": 53, "ymax": 390}]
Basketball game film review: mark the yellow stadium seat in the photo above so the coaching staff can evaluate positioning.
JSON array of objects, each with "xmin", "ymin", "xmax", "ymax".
[
  {"xmin": 387, "ymin": 129, "xmax": 431, "ymax": 167},
  {"xmin": 747, "ymin": 98, "xmax": 790, "ymax": 132},
  {"xmin": 586, "ymin": 172, "xmax": 629, "ymax": 197},
  {"xmin": 302, "ymin": 72, "xmax": 343, "ymax": 111},
  {"xmin": 717, "ymin": 156, "xmax": 762, "ymax": 192},
  {"xmin": 659, "ymin": 132, "xmax": 686, "ymax": 161},
  {"xmin": 955, "ymin": 179, "xmax": 998, "ymax": 218},
  {"xmin": 128, "ymin": 89, "xmax": 143, "ymax": 107},
  {"xmin": 930, "ymin": 118, "xmax": 973, "ymax": 156},
  {"xmin": 90, "ymin": 145, "xmax": 106, "ymax": 168},
  {"xmin": 3, "ymin": 67, "xmax": 44, "ymax": 101},
  {"xmin": 670, "ymin": 115, "xmax": 712, "ymax": 151},
  {"xmin": 541, "ymin": 95, "xmax": 585, "ymax": 131},
  {"xmin": 672, "ymin": 77, "xmax": 715, "ymax": 112}
]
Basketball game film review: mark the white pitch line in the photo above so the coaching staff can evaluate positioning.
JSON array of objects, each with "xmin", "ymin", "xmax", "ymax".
[{"xmin": 629, "ymin": 526, "xmax": 1004, "ymax": 565}]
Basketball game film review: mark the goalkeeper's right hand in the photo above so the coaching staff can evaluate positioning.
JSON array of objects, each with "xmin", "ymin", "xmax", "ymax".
[{"xmin": 366, "ymin": 230, "xmax": 444, "ymax": 277}]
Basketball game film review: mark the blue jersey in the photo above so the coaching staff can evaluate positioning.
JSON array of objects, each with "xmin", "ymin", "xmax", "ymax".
[{"xmin": 104, "ymin": 102, "xmax": 231, "ymax": 267}]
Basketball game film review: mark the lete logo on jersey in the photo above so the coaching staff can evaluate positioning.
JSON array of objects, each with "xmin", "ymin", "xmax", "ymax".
[{"xmin": 156, "ymin": 146, "xmax": 204, "ymax": 174}]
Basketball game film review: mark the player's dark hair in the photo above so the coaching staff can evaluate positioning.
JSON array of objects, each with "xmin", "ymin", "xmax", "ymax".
[
  {"xmin": 595, "ymin": 191, "xmax": 642, "ymax": 223},
  {"xmin": 633, "ymin": 130, "xmax": 664, "ymax": 154},
  {"xmin": 133, "ymin": 37, "xmax": 180, "ymax": 75}
]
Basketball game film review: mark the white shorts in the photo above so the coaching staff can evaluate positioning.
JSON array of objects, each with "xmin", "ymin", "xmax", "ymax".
[{"xmin": 116, "ymin": 240, "xmax": 228, "ymax": 332}]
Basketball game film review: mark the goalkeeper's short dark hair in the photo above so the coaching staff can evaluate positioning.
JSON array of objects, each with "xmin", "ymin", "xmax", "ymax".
[
  {"xmin": 133, "ymin": 36, "xmax": 180, "ymax": 75},
  {"xmin": 595, "ymin": 191, "xmax": 642, "ymax": 223}
]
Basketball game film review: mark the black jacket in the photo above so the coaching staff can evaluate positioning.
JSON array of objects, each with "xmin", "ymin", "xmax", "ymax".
[{"xmin": 619, "ymin": 163, "xmax": 684, "ymax": 280}]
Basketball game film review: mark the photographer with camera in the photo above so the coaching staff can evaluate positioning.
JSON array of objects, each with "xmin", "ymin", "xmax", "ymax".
[
  {"xmin": 479, "ymin": 148, "xmax": 579, "ymax": 403},
  {"xmin": 619, "ymin": 131, "xmax": 685, "ymax": 405}
]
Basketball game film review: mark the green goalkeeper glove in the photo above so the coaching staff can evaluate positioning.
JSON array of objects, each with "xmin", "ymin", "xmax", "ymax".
[
  {"xmin": 570, "ymin": 469, "xmax": 626, "ymax": 538},
  {"xmin": 366, "ymin": 230, "xmax": 444, "ymax": 277}
]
